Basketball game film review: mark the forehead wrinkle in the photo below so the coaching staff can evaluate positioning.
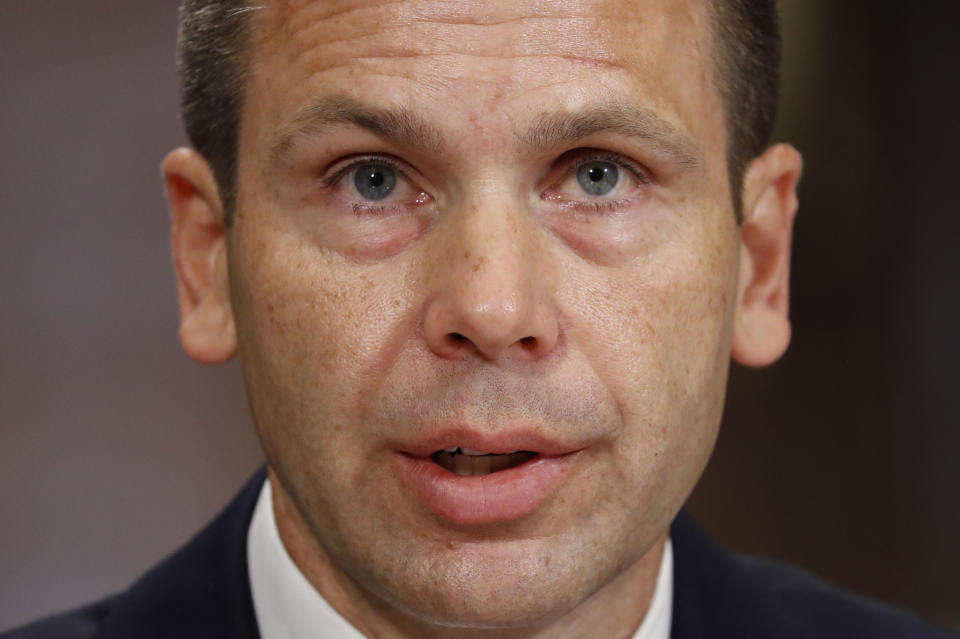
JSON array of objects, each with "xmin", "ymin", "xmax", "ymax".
[
  {"xmin": 279, "ymin": 0, "xmax": 596, "ymax": 33},
  {"xmin": 522, "ymin": 104, "xmax": 702, "ymax": 168},
  {"xmin": 352, "ymin": 52, "xmax": 624, "ymax": 71},
  {"xmin": 277, "ymin": 11, "xmax": 618, "ymax": 67},
  {"xmin": 316, "ymin": 13, "xmax": 586, "ymax": 50},
  {"xmin": 270, "ymin": 96, "xmax": 444, "ymax": 167}
]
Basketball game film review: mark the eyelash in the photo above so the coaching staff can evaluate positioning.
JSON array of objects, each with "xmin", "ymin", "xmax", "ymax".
[
  {"xmin": 320, "ymin": 150, "xmax": 651, "ymax": 215},
  {"xmin": 571, "ymin": 150, "xmax": 652, "ymax": 185},
  {"xmin": 550, "ymin": 150, "xmax": 652, "ymax": 213},
  {"xmin": 322, "ymin": 154, "xmax": 407, "ymax": 188},
  {"xmin": 322, "ymin": 154, "xmax": 414, "ymax": 215}
]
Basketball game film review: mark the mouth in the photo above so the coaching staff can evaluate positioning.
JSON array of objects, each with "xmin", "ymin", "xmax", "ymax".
[
  {"xmin": 429, "ymin": 448, "xmax": 539, "ymax": 476},
  {"xmin": 394, "ymin": 432, "xmax": 582, "ymax": 525}
]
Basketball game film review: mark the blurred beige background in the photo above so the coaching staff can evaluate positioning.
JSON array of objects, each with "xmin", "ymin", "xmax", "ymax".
[{"xmin": 1, "ymin": 0, "xmax": 957, "ymax": 631}]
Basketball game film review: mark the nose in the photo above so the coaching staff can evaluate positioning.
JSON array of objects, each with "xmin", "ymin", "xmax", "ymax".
[{"xmin": 423, "ymin": 202, "xmax": 559, "ymax": 363}]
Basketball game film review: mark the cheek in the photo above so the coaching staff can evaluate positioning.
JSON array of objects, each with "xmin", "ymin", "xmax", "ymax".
[
  {"xmin": 228, "ymin": 227, "xmax": 416, "ymax": 461},
  {"xmin": 573, "ymin": 256, "xmax": 734, "ymax": 403},
  {"xmin": 565, "ymin": 221, "xmax": 737, "ymax": 487}
]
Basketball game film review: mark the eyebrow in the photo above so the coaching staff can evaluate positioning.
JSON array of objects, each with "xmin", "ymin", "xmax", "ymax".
[
  {"xmin": 271, "ymin": 97, "xmax": 443, "ymax": 167},
  {"xmin": 521, "ymin": 104, "xmax": 701, "ymax": 168},
  {"xmin": 271, "ymin": 96, "xmax": 701, "ymax": 170}
]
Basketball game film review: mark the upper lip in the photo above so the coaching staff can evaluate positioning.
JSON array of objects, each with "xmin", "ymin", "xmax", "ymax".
[{"xmin": 397, "ymin": 426, "xmax": 587, "ymax": 458}]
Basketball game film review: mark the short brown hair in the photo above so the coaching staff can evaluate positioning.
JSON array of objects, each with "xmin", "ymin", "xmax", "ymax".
[
  {"xmin": 176, "ymin": 2, "xmax": 258, "ymax": 217},
  {"xmin": 176, "ymin": 0, "xmax": 781, "ymax": 223},
  {"xmin": 709, "ymin": 0, "xmax": 782, "ymax": 218}
]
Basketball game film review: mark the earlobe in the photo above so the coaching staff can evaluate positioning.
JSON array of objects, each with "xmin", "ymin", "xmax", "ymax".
[
  {"xmin": 163, "ymin": 148, "xmax": 238, "ymax": 364},
  {"xmin": 731, "ymin": 143, "xmax": 802, "ymax": 367}
]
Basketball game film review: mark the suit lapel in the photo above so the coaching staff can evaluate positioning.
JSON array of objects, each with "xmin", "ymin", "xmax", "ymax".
[
  {"xmin": 96, "ymin": 468, "xmax": 266, "ymax": 639},
  {"xmin": 669, "ymin": 510, "xmax": 789, "ymax": 639}
]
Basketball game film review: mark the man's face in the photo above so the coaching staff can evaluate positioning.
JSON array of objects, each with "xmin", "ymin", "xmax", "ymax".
[{"xmin": 231, "ymin": 0, "xmax": 737, "ymax": 628}]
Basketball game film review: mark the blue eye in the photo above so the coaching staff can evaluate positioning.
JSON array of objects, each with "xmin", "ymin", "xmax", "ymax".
[
  {"xmin": 353, "ymin": 163, "xmax": 397, "ymax": 200},
  {"xmin": 577, "ymin": 161, "xmax": 619, "ymax": 196}
]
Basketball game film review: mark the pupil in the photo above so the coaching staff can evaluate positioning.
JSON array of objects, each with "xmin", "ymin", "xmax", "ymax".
[
  {"xmin": 369, "ymin": 171, "xmax": 384, "ymax": 187},
  {"xmin": 588, "ymin": 167, "xmax": 605, "ymax": 182}
]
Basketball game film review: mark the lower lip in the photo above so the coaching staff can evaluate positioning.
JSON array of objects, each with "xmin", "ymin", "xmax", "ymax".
[{"xmin": 395, "ymin": 452, "xmax": 579, "ymax": 525}]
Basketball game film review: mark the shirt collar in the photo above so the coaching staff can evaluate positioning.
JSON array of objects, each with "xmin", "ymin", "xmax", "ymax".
[{"xmin": 248, "ymin": 477, "xmax": 672, "ymax": 639}]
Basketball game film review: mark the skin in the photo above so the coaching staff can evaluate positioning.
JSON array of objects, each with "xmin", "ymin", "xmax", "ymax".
[{"xmin": 163, "ymin": 0, "xmax": 801, "ymax": 637}]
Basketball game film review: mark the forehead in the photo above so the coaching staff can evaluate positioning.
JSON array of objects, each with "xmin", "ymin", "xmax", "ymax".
[
  {"xmin": 243, "ymin": 0, "xmax": 723, "ymax": 160},
  {"xmin": 253, "ymin": 0, "xmax": 712, "ymax": 62}
]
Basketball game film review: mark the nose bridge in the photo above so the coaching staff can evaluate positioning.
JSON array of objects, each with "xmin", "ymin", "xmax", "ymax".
[
  {"xmin": 457, "ymin": 198, "xmax": 530, "ymax": 315},
  {"xmin": 423, "ymin": 193, "xmax": 559, "ymax": 362}
]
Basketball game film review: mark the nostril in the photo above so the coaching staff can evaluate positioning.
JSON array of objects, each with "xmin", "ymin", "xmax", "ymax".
[
  {"xmin": 447, "ymin": 332, "xmax": 469, "ymax": 345},
  {"xmin": 520, "ymin": 336, "xmax": 537, "ymax": 348}
]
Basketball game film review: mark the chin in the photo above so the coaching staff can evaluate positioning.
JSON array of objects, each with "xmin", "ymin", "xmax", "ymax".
[
  {"xmin": 392, "ymin": 575, "xmax": 586, "ymax": 632},
  {"xmin": 356, "ymin": 533, "xmax": 616, "ymax": 632}
]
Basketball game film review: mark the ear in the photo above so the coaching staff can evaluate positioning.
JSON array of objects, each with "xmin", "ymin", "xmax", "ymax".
[
  {"xmin": 731, "ymin": 143, "xmax": 802, "ymax": 367},
  {"xmin": 163, "ymin": 147, "xmax": 237, "ymax": 364}
]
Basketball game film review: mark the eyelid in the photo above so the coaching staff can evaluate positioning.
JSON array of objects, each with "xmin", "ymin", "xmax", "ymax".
[
  {"xmin": 564, "ymin": 149, "xmax": 652, "ymax": 185},
  {"xmin": 321, "ymin": 153, "xmax": 411, "ymax": 189}
]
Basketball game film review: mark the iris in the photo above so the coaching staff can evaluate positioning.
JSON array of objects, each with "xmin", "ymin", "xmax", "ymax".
[
  {"xmin": 353, "ymin": 163, "xmax": 397, "ymax": 200},
  {"xmin": 577, "ymin": 161, "xmax": 619, "ymax": 196}
]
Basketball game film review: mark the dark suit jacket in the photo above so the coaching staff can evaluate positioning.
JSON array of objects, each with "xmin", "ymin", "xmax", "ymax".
[{"xmin": 3, "ymin": 469, "xmax": 956, "ymax": 638}]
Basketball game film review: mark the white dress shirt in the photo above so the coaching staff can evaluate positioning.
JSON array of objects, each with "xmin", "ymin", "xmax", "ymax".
[{"xmin": 248, "ymin": 478, "xmax": 673, "ymax": 639}]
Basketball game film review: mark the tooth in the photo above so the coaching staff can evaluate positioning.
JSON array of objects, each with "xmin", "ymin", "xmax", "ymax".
[
  {"xmin": 458, "ymin": 448, "xmax": 524, "ymax": 456},
  {"xmin": 432, "ymin": 451, "xmax": 455, "ymax": 473},
  {"xmin": 451, "ymin": 454, "xmax": 470, "ymax": 476},
  {"xmin": 472, "ymin": 456, "xmax": 494, "ymax": 475},
  {"xmin": 443, "ymin": 447, "xmax": 459, "ymax": 453},
  {"xmin": 490, "ymin": 454, "xmax": 512, "ymax": 473},
  {"xmin": 439, "ymin": 451, "xmax": 539, "ymax": 476},
  {"xmin": 450, "ymin": 454, "xmax": 491, "ymax": 476}
]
